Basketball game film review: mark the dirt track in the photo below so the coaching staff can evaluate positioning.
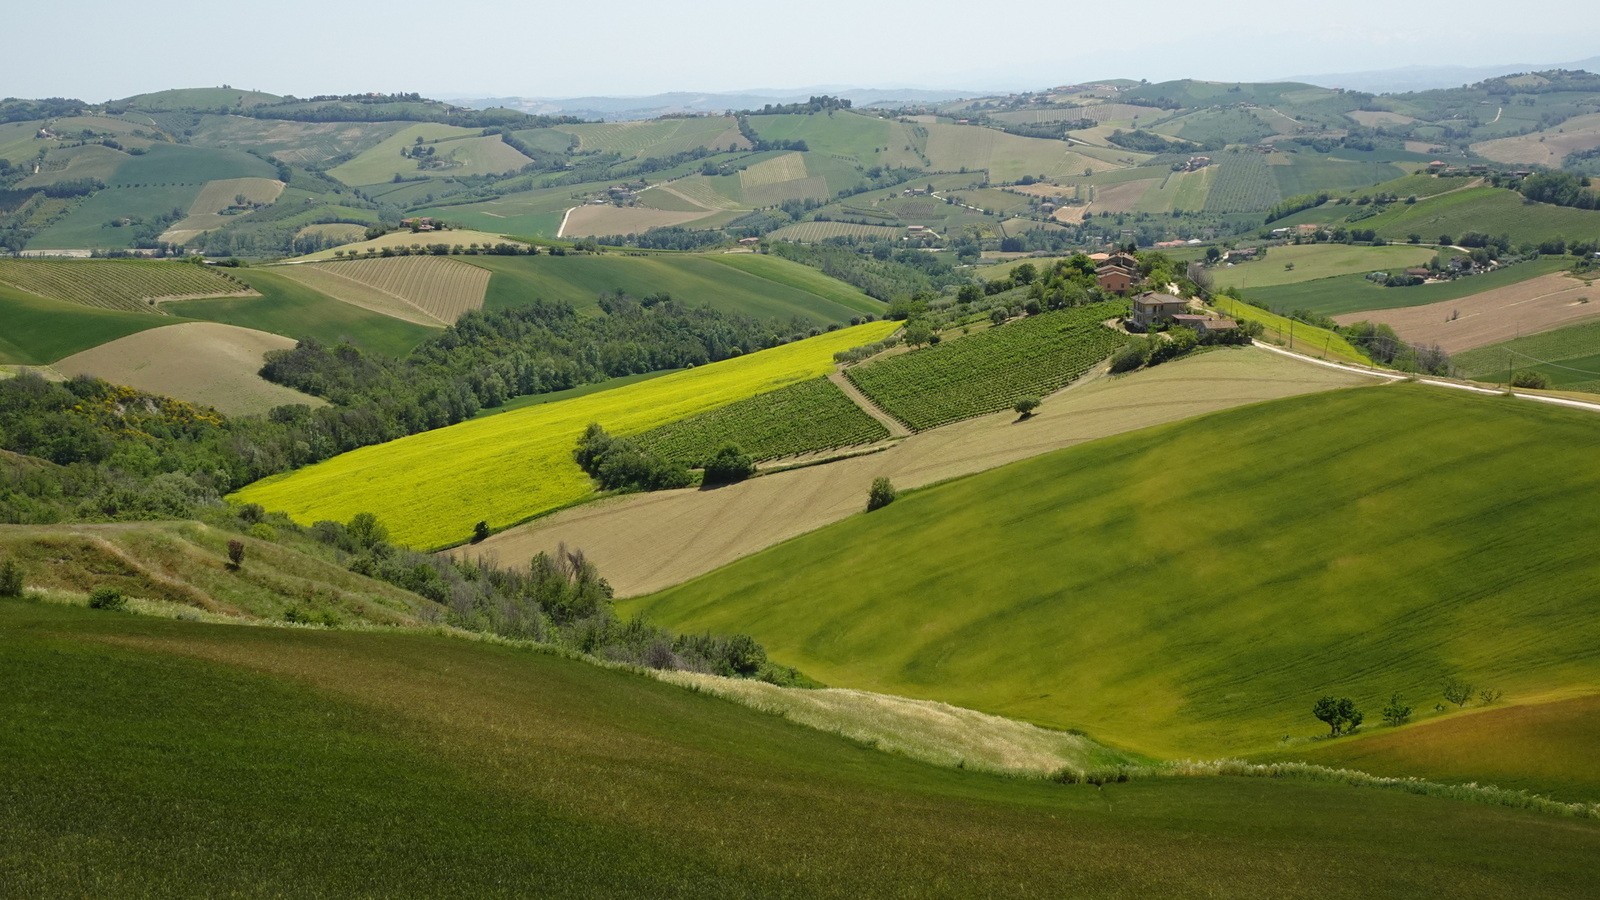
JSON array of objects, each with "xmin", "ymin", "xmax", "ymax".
[
  {"xmin": 455, "ymin": 347, "xmax": 1367, "ymax": 596},
  {"xmin": 1335, "ymin": 272, "xmax": 1600, "ymax": 353}
]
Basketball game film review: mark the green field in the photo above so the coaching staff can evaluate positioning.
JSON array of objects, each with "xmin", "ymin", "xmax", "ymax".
[
  {"xmin": 629, "ymin": 386, "xmax": 1600, "ymax": 759},
  {"xmin": 328, "ymin": 124, "xmax": 532, "ymax": 186},
  {"xmin": 1363, "ymin": 187, "xmax": 1600, "ymax": 246},
  {"xmin": 1270, "ymin": 155, "xmax": 1412, "ymax": 197},
  {"xmin": 558, "ymin": 116, "xmax": 745, "ymax": 158},
  {"xmin": 168, "ymin": 268, "xmax": 437, "ymax": 358},
  {"xmin": 846, "ymin": 303, "xmax": 1127, "ymax": 430},
  {"xmin": 634, "ymin": 376, "xmax": 889, "ymax": 464},
  {"xmin": 1245, "ymin": 257, "xmax": 1570, "ymax": 317},
  {"xmin": 415, "ymin": 184, "xmax": 578, "ymax": 236},
  {"xmin": 1453, "ymin": 318, "xmax": 1600, "ymax": 392},
  {"xmin": 0, "ymin": 281, "xmax": 170, "ymax": 364},
  {"xmin": 462, "ymin": 253, "xmax": 880, "ymax": 323},
  {"xmin": 747, "ymin": 112, "xmax": 924, "ymax": 169},
  {"xmin": 1212, "ymin": 244, "xmax": 1438, "ymax": 291},
  {"xmin": 0, "ymin": 258, "xmax": 253, "ymax": 312},
  {"xmin": 231, "ymin": 321, "xmax": 898, "ymax": 548},
  {"xmin": 7, "ymin": 599, "xmax": 1597, "ymax": 897},
  {"xmin": 1202, "ymin": 153, "xmax": 1282, "ymax": 213},
  {"xmin": 1211, "ymin": 294, "xmax": 1369, "ymax": 364}
]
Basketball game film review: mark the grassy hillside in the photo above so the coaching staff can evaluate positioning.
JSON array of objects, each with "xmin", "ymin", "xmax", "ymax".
[
  {"xmin": 1363, "ymin": 186, "xmax": 1600, "ymax": 246},
  {"xmin": 1245, "ymin": 257, "xmax": 1570, "ymax": 317},
  {"xmin": 629, "ymin": 386, "xmax": 1600, "ymax": 759},
  {"xmin": 6, "ymin": 598, "xmax": 1597, "ymax": 896},
  {"xmin": 1454, "ymin": 318, "xmax": 1600, "ymax": 392},
  {"xmin": 231, "ymin": 321, "xmax": 898, "ymax": 548},
  {"xmin": 1212, "ymin": 244, "xmax": 1438, "ymax": 291},
  {"xmin": 464, "ymin": 253, "xmax": 881, "ymax": 322},
  {"xmin": 0, "ymin": 281, "xmax": 171, "ymax": 364},
  {"xmin": 169, "ymin": 268, "xmax": 437, "ymax": 357}
]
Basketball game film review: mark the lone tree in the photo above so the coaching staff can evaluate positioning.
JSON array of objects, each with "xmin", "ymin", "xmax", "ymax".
[
  {"xmin": 703, "ymin": 445, "xmax": 756, "ymax": 485},
  {"xmin": 1312, "ymin": 696, "xmax": 1363, "ymax": 736},
  {"xmin": 472, "ymin": 521, "xmax": 491, "ymax": 544},
  {"xmin": 1442, "ymin": 677, "xmax": 1474, "ymax": 708},
  {"xmin": 1014, "ymin": 396, "xmax": 1041, "ymax": 418},
  {"xmin": 1479, "ymin": 687, "xmax": 1503, "ymax": 705},
  {"xmin": 1381, "ymin": 693, "xmax": 1412, "ymax": 727},
  {"xmin": 866, "ymin": 476, "xmax": 897, "ymax": 512},
  {"xmin": 226, "ymin": 539, "xmax": 245, "ymax": 571}
]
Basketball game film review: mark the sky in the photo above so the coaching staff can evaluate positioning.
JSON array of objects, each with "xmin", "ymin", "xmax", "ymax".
[{"xmin": 9, "ymin": 0, "xmax": 1597, "ymax": 101}]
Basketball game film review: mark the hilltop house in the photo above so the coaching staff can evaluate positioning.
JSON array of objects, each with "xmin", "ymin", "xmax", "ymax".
[{"xmin": 1129, "ymin": 291, "xmax": 1189, "ymax": 330}]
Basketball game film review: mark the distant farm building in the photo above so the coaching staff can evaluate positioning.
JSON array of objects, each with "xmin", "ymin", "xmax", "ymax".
[{"xmin": 1171, "ymin": 313, "xmax": 1238, "ymax": 336}]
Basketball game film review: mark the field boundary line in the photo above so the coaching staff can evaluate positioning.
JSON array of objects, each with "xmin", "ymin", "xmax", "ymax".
[
  {"xmin": 1253, "ymin": 340, "xmax": 1600, "ymax": 415},
  {"xmin": 557, "ymin": 206, "xmax": 575, "ymax": 238},
  {"xmin": 829, "ymin": 370, "xmax": 911, "ymax": 437}
]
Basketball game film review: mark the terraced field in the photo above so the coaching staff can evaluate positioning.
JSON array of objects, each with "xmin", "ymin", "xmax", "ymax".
[
  {"xmin": 634, "ymin": 376, "xmax": 890, "ymax": 464},
  {"xmin": 276, "ymin": 256, "xmax": 491, "ymax": 326},
  {"xmin": 0, "ymin": 259, "xmax": 256, "ymax": 313},
  {"xmin": 846, "ymin": 302, "xmax": 1127, "ymax": 430},
  {"xmin": 231, "ymin": 321, "xmax": 898, "ymax": 548}
]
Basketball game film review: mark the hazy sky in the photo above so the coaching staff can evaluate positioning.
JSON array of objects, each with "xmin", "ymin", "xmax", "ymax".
[{"xmin": 10, "ymin": 0, "xmax": 1596, "ymax": 100}]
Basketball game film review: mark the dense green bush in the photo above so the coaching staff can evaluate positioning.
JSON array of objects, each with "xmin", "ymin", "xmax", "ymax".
[
  {"xmin": 1511, "ymin": 370, "xmax": 1550, "ymax": 389},
  {"xmin": 0, "ymin": 558, "xmax": 22, "ymax": 597},
  {"xmin": 702, "ymin": 445, "xmax": 756, "ymax": 485},
  {"xmin": 867, "ymin": 477, "xmax": 897, "ymax": 512},
  {"xmin": 87, "ymin": 586, "xmax": 126, "ymax": 611},
  {"xmin": 1148, "ymin": 327, "xmax": 1199, "ymax": 366},
  {"xmin": 1109, "ymin": 338, "xmax": 1151, "ymax": 373}
]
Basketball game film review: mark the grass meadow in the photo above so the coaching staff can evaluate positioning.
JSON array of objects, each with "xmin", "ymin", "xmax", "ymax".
[
  {"xmin": 628, "ymin": 386, "xmax": 1600, "ymax": 759},
  {"xmin": 0, "ymin": 281, "xmax": 168, "ymax": 364},
  {"xmin": 1454, "ymin": 317, "xmax": 1600, "ymax": 391},
  {"xmin": 1245, "ymin": 256, "xmax": 1570, "ymax": 317},
  {"xmin": 464, "ymin": 252, "xmax": 881, "ymax": 323},
  {"xmin": 1212, "ymin": 243, "xmax": 1438, "ymax": 291},
  {"xmin": 6, "ymin": 598, "xmax": 1597, "ymax": 896},
  {"xmin": 230, "ymin": 321, "xmax": 898, "ymax": 548}
]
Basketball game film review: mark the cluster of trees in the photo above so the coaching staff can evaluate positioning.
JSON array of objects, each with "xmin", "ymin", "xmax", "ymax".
[
  {"xmin": 765, "ymin": 239, "xmax": 965, "ymax": 302},
  {"xmin": 1517, "ymin": 171, "xmax": 1598, "ymax": 210},
  {"xmin": 743, "ymin": 96, "xmax": 852, "ymax": 116},
  {"xmin": 1265, "ymin": 192, "xmax": 1330, "ymax": 224},
  {"xmin": 1105, "ymin": 129, "xmax": 1191, "ymax": 153},
  {"xmin": 574, "ymin": 423, "xmax": 692, "ymax": 492}
]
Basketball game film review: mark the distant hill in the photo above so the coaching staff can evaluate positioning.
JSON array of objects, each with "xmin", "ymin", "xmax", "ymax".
[
  {"xmin": 452, "ymin": 87, "xmax": 982, "ymax": 121},
  {"xmin": 1290, "ymin": 56, "xmax": 1600, "ymax": 93}
]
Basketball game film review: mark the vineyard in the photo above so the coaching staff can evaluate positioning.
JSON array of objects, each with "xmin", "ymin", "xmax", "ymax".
[
  {"xmin": 1201, "ymin": 153, "xmax": 1283, "ymax": 214},
  {"xmin": 846, "ymin": 302, "xmax": 1127, "ymax": 431},
  {"xmin": 279, "ymin": 256, "xmax": 490, "ymax": 326},
  {"xmin": 633, "ymin": 377, "xmax": 890, "ymax": 465},
  {"xmin": 768, "ymin": 222, "xmax": 905, "ymax": 242},
  {"xmin": 0, "ymin": 259, "xmax": 256, "ymax": 313}
]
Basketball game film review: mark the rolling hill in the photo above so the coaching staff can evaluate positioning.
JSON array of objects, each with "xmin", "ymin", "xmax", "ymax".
[{"xmin": 627, "ymin": 385, "xmax": 1600, "ymax": 760}]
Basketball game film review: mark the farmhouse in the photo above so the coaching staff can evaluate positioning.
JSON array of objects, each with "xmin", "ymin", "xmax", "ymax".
[
  {"xmin": 1171, "ymin": 313, "xmax": 1238, "ymax": 336},
  {"xmin": 1129, "ymin": 292, "xmax": 1189, "ymax": 329}
]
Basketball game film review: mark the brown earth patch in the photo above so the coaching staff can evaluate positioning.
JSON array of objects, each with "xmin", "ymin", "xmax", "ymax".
[{"xmin": 1333, "ymin": 272, "xmax": 1600, "ymax": 352}]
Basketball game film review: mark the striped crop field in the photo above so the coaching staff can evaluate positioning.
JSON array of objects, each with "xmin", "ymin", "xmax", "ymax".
[
  {"xmin": 230, "ymin": 320, "xmax": 898, "ymax": 548},
  {"xmin": 768, "ymin": 221, "xmax": 907, "ymax": 242},
  {"xmin": 846, "ymin": 302, "xmax": 1127, "ymax": 431},
  {"xmin": 277, "ymin": 256, "xmax": 490, "ymax": 326},
  {"xmin": 633, "ymin": 376, "xmax": 891, "ymax": 465},
  {"xmin": 0, "ymin": 259, "xmax": 256, "ymax": 313}
]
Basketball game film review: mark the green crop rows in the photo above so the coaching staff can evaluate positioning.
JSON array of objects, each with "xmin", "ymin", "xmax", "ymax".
[
  {"xmin": 0, "ymin": 259, "xmax": 253, "ymax": 313},
  {"xmin": 1202, "ymin": 152, "xmax": 1283, "ymax": 214},
  {"xmin": 634, "ymin": 376, "xmax": 890, "ymax": 464},
  {"xmin": 846, "ymin": 302, "xmax": 1128, "ymax": 431}
]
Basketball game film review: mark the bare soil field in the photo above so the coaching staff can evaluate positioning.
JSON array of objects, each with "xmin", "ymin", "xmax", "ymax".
[
  {"xmin": 457, "ymin": 347, "xmax": 1369, "ymax": 595},
  {"xmin": 279, "ymin": 256, "xmax": 489, "ymax": 326},
  {"xmin": 1474, "ymin": 112, "xmax": 1600, "ymax": 167},
  {"xmin": 559, "ymin": 204, "xmax": 718, "ymax": 237},
  {"xmin": 1334, "ymin": 272, "xmax": 1600, "ymax": 352},
  {"xmin": 54, "ymin": 322, "xmax": 325, "ymax": 416}
]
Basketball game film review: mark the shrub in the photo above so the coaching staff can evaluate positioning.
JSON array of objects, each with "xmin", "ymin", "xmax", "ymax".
[
  {"xmin": 1511, "ymin": 370, "xmax": 1550, "ymax": 389},
  {"xmin": 702, "ymin": 445, "xmax": 756, "ymax": 485},
  {"xmin": 867, "ymin": 476, "xmax": 897, "ymax": 512},
  {"xmin": 1014, "ymin": 396, "xmax": 1040, "ymax": 418},
  {"xmin": 226, "ymin": 539, "xmax": 245, "ymax": 570},
  {"xmin": 1479, "ymin": 687, "xmax": 1504, "ymax": 705},
  {"xmin": 0, "ymin": 558, "xmax": 22, "ymax": 597},
  {"xmin": 1147, "ymin": 326, "xmax": 1198, "ymax": 366},
  {"xmin": 248, "ymin": 522, "xmax": 277, "ymax": 542},
  {"xmin": 88, "ymin": 586, "xmax": 126, "ymax": 611},
  {"xmin": 472, "ymin": 521, "xmax": 491, "ymax": 543},
  {"xmin": 1109, "ymin": 338, "xmax": 1150, "ymax": 373}
]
